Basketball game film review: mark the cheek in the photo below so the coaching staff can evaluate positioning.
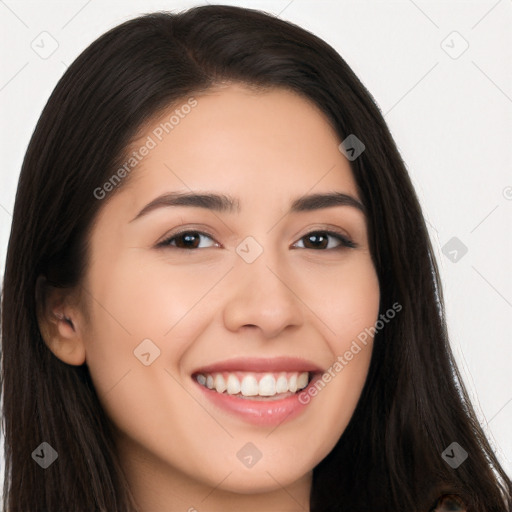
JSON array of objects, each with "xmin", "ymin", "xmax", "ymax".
[
  {"xmin": 80, "ymin": 255, "xmax": 223, "ymax": 464},
  {"xmin": 296, "ymin": 255, "xmax": 381, "ymax": 349},
  {"xmin": 81, "ymin": 253, "xmax": 231, "ymax": 387},
  {"xmin": 291, "ymin": 261, "xmax": 379, "ymax": 459},
  {"xmin": 331, "ymin": 265, "xmax": 380, "ymax": 351},
  {"xmin": 85, "ymin": 252, "xmax": 221, "ymax": 337}
]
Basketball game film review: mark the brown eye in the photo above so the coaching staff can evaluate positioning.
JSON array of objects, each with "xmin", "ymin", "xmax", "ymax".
[
  {"xmin": 294, "ymin": 231, "xmax": 357, "ymax": 250},
  {"xmin": 159, "ymin": 231, "xmax": 218, "ymax": 249}
]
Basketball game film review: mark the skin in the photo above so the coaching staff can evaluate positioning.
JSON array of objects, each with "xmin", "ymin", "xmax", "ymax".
[{"xmin": 41, "ymin": 83, "xmax": 380, "ymax": 512}]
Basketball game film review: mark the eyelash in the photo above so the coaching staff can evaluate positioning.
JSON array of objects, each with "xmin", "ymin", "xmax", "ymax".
[{"xmin": 157, "ymin": 229, "xmax": 357, "ymax": 251}]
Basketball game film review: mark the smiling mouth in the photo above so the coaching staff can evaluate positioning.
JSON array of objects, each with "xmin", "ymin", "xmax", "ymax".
[{"xmin": 193, "ymin": 371, "xmax": 313, "ymax": 400}]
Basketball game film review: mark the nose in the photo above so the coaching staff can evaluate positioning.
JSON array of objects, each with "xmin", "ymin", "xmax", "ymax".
[{"xmin": 222, "ymin": 251, "xmax": 304, "ymax": 339}]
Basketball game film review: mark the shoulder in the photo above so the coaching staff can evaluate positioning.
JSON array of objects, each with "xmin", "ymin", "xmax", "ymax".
[{"xmin": 429, "ymin": 494, "xmax": 467, "ymax": 511}]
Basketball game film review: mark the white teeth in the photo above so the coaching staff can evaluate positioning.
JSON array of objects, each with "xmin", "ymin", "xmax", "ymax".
[
  {"xmin": 297, "ymin": 372, "xmax": 309, "ymax": 390},
  {"xmin": 258, "ymin": 374, "xmax": 276, "ymax": 396},
  {"xmin": 214, "ymin": 374, "xmax": 226, "ymax": 393},
  {"xmin": 276, "ymin": 375, "xmax": 288, "ymax": 394},
  {"xmin": 240, "ymin": 375, "xmax": 259, "ymax": 396},
  {"xmin": 226, "ymin": 374, "xmax": 241, "ymax": 395},
  {"xmin": 288, "ymin": 374, "xmax": 297, "ymax": 393},
  {"xmin": 196, "ymin": 371, "xmax": 310, "ymax": 397}
]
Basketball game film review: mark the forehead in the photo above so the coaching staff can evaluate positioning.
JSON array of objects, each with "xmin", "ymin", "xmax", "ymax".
[{"xmin": 103, "ymin": 84, "xmax": 360, "ymax": 217}]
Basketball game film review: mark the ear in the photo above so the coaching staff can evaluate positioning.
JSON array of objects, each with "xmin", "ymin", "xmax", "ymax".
[{"xmin": 35, "ymin": 275, "xmax": 86, "ymax": 366}]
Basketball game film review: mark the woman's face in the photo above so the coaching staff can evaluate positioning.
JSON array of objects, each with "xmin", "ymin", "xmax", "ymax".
[{"xmin": 73, "ymin": 84, "xmax": 380, "ymax": 500}]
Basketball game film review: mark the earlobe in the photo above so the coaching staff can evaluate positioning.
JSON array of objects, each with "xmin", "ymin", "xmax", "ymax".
[{"xmin": 35, "ymin": 275, "xmax": 87, "ymax": 366}]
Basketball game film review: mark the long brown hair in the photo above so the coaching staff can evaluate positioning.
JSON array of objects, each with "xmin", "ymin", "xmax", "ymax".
[{"xmin": 1, "ymin": 5, "xmax": 510, "ymax": 511}]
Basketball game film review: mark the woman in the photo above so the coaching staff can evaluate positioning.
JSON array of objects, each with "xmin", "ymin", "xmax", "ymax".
[{"xmin": 1, "ymin": 5, "xmax": 510, "ymax": 511}]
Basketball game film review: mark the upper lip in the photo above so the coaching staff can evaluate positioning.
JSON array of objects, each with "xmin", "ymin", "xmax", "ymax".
[{"xmin": 191, "ymin": 356, "xmax": 324, "ymax": 375}]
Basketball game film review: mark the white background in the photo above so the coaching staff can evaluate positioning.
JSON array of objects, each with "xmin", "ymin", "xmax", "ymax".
[{"xmin": 1, "ymin": 0, "xmax": 511, "ymax": 490}]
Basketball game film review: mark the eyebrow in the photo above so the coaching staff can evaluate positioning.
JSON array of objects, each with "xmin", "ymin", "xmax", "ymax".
[{"xmin": 129, "ymin": 191, "xmax": 366, "ymax": 222}]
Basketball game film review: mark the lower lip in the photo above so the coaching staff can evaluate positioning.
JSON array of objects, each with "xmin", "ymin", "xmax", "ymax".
[{"xmin": 194, "ymin": 374, "xmax": 320, "ymax": 426}]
